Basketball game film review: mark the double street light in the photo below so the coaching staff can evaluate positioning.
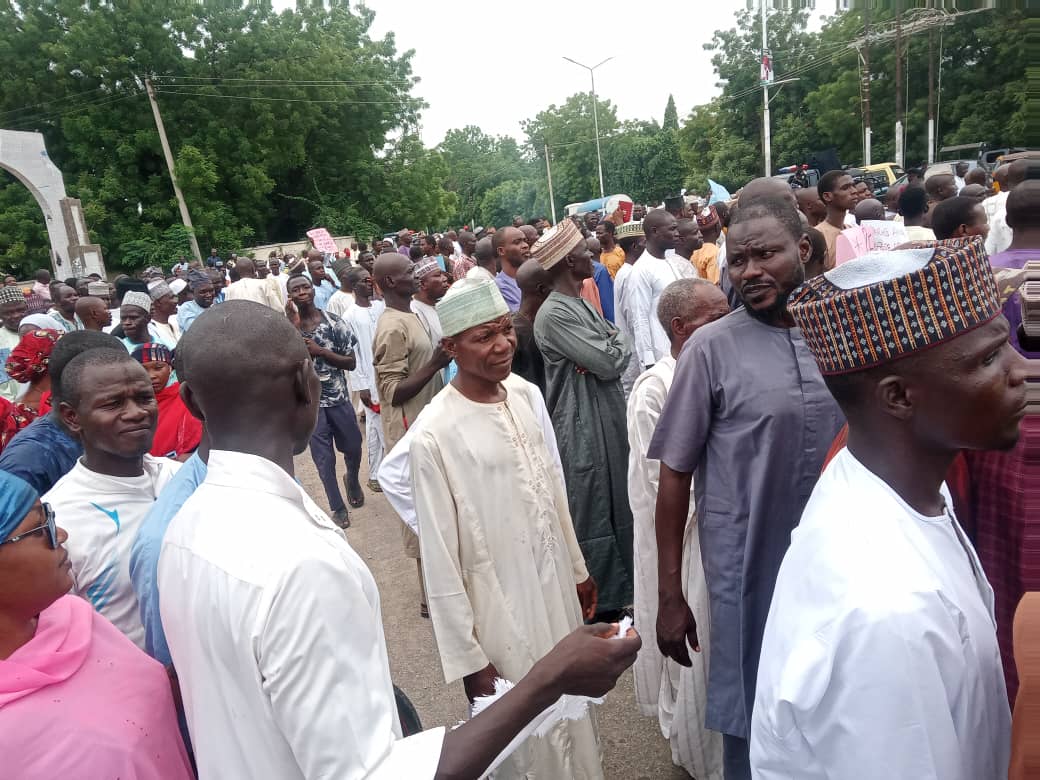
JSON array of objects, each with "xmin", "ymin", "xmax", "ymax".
[{"xmin": 562, "ymin": 56, "xmax": 612, "ymax": 200}]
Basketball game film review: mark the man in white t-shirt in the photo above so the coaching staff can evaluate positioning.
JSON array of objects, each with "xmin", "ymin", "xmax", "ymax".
[
  {"xmin": 44, "ymin": 347, "xmax": 180, "ymax": 650},
  {"xmin": 753, "ymin": 240, "xmax": 1026, "ymax": 779}
]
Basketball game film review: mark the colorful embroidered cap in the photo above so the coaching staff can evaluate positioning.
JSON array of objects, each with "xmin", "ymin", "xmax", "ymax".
[
  {"xmin": 130, "ymin": 342, "xmax": 173, "ymax": 365},
  {"xmin": 531, "ymin": 220, "xmax": 584, "ymax": 270},
  {"xmin": 788, "ymin": 237, "xmax": 1001, "ymax": 375},
  {"xmin": 412, "ymin": 257, "xmax": 441, "ymax": 280},
  {"xmin": 696, "ymin": 206, "xmax": 720, "ymax": 231}
]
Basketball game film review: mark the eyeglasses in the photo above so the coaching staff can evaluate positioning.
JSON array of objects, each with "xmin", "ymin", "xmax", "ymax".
[{"xmin": 0, "ymin": 502, "xmax": 58, "ymax": 549}]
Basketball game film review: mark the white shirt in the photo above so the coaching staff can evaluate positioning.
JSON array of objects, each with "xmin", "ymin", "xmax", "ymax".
[
  {"xmin": 465, "ymin": 266, "xmax": 495, "ymax": 282},
  {"xmin": 224, "ymin": 276, "xmax": 283, "ymax": 311},
  {"xmin": 752, "ymin": 448, "xmax": 1010, "ymax": 780},
  {"xmin": 44, "ymin": 455, "xmax": 181, "ymax": 649},
  {"xmin": 342, "ymin": 300, "xmax": 386, "ymax": 401},
  {"xmin": 158, "ymin": 450, "xmax": 443, "ymax": 779},
  {"xmin": 326, "ymin": 289, "xmax": 356, "ymax": 318},
  {"xmin": 409, "ymin": 299, "xmax": 443, "ymax": 346},
  {"xmin": 983, "ymin": 191, "xmax": 1012, "ymax": 256},
  {"xmin": 612, "ymin": 262, "xmax": 642, "ymax": 395},
  {"xmin": 629, "ymin": 249, "xmax": 697, "ymax": 368}
]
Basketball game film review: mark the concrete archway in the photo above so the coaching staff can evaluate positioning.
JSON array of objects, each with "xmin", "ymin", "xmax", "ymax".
[{"xmin": 0, "ymin": 129, "xmax": 105, "ymax": 278}]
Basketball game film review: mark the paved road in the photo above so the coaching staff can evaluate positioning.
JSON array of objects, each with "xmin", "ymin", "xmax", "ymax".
[{"xmin": 293, "ymin": 436, "xmax": 690, "ymax": 780}]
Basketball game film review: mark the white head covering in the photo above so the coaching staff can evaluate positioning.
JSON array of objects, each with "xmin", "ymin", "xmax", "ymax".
[
  {"xmin": 436, "ymin": 277, "xmax": 509, "ymax": 337},
  {"xmin": 19, "ymin": 313, "xmax": 66, "ymax": 333},
  {"xmin": 168, "ymin": 278, "xmax": 188, "ymax": 296},
  {"xmin": 121, "ymin": 291, "xmax": 153, "ymax": 312}
]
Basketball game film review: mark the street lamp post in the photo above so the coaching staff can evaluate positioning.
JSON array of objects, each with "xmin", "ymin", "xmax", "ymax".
[{"xmin": 563, "ymin": 56, "xmax": 612, "ymax": 200}]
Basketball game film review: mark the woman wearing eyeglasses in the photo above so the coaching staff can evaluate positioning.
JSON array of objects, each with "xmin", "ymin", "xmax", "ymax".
[{"xmin": 0, "ymin": 470, "xmax": 193, "ymax": 779}]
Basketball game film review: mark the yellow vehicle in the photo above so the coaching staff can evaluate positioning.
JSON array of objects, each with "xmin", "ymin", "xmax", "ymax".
[{"xmin": 861, "ymin": 162, "xmax": 906, "ymax": 186}]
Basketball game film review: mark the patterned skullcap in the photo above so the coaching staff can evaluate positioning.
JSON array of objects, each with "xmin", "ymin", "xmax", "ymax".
[
  {"xmin": 131, "ymin": 342, "xmax": 173, "ymax": 365},
  {"xmin": 0, "ymin": 286, "xmax": 25, "ymax": 305},
  {"xmin": 789, "ymin": 237, "xmax": 1000, "ymax": 376},
  {"xmin": 187, "ymin": 269, "xmax": 211, "ymax": 291},
  {"xmin": 121, "ymin": 291, "xmax": 153, "ymax": 312},
  {"xmin": 6, "ymin": 328, "xmax": 60, "ymax": 382},
  {"xmin": 615, "ymin": 221, "xmax": 645, "ymax": 240},
  {"xmin": 148, "ymin": 279, "xmax": 173, "ymax": 300},
  {"xmin": 436, "ymin": 277, "xmax": 509, "ymax": 338},
  {"xmin": 696, "ymin": 206, "xmax": 720, "ymax": 230},
  {"xmin": 531, "ymin": 220, "xmax": 584, "ymax": 270},
  {"xmin": 413, "ymin": 257, "xmax": 441, "ymax": 280},
  {"xmin": 87, "ymin": 281, "xmax": 110, "ymax": 296}
]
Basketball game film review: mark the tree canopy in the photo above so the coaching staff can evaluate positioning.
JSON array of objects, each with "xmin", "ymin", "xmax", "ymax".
[{"xmin": 0, "ymin": 4, "xmax": 1027, "ymax": 278}]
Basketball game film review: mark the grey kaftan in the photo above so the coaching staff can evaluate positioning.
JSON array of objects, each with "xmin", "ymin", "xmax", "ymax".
[
  {"xmin": 534, "ymin": 291, "xmax": 635, "ymax": 612},
  {"xmin": 647, "ymin": 307, "xmax": 843, "ymax": 739}
]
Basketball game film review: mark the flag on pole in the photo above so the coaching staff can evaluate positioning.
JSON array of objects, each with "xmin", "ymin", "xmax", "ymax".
[{"xmin": 707, "ymin": 179, "xmax": 732, "ymax": 205}]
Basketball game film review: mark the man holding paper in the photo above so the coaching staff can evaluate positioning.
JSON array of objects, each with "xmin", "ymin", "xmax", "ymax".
[{"xmin": 410, "ymin": 276, "xmax": 606, "ymax": 779}]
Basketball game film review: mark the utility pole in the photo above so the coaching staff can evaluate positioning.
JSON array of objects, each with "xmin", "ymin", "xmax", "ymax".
[
  {"xmin": 144, "ymin": 78, "xmax": 202, "ymax": 263},
  {"xmin": 860, "ymin": 3, "xmax": 872, "ymax": 166},
  {"xmin": 562, "ymin": 56, "xmax": 612, "ymax": 200},
  {"xmin": 544, "ymin": 143, "xmax": 557, "ymax": 226},
  {"xmin": 894, "ymin": 2, "xmax": 904, "ymax": 168},
  {"xmin": 928, "ymin": 25, "xmax": 936, "ymax": 165},
  {"xmin": 760, "ymin": 0, "xmax": 772, "ymax": 177}
]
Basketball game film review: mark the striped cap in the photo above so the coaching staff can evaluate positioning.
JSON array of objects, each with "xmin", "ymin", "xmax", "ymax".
[
  {"xmin": 788, "ymin": 237, "xmax": 1000, "ymax": 375},
  {"xmin": 0, "ymin": 286, "xmax": 25, "ymax": 305},
  {"xmin": 531, "ymin": 220, "xmax": 583, "ymax": 270}
]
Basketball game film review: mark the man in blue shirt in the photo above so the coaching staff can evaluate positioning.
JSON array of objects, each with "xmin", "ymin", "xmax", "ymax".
[
  {"xmin": 177, "ymin": 270, "xmax": 217, "ymax": 333},
  {"xmin": 307, "ymin": 258, "xmax": 339, "ymax": 310},
  {"xmin": 130, "ymin": 447, "xmax": 208, "ymax": 665},
  {"xmin": 493, "ymin": 226, "xmax": 529, "ymax": 312}
]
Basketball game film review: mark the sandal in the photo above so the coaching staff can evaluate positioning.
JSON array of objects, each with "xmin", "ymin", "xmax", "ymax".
[{"xmin": 343, "ymin": 476, "xmax": 366, "ymax": 509}]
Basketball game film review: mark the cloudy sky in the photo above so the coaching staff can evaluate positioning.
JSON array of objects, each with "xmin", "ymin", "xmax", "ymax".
[{"xmin": 351, "ymin": 0, "xmax": 830, "ymax": 147}]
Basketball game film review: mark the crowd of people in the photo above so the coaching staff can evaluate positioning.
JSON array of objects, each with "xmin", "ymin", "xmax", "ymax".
[{"xmin": 0, "ymin": 155, "xmax": 1035, "ymax": 779}]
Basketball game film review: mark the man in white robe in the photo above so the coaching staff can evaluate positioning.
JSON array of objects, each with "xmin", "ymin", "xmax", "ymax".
[
  {"xmin": 627, "ymin": 278, "xmax": 729, "ymax": 779},
  {"xmin": 159, "ymin": 299, "xmax": 641, "ymax": 779},
  {"xmin": 753, "ymin": 240, "xmax": 1027, "ymax": 779},
  {"xmin": 410, "ymin": 277, "xmax": 604, "ymax": 779}
]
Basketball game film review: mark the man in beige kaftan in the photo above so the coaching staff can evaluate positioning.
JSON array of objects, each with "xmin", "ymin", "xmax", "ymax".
[
  {"xmin": 627, "ymin": 279, "xmax": 728, "ymax": 779},
  {"xmin": 410, "ymin": 277, "xmax": 604, "ymax": 779}
]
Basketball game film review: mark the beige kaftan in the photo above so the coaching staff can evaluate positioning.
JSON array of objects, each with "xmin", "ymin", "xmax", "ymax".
[
  {"xmin": 410, "ymin": 373, "xmax": 604, "ymax": 779},
  {"xmin": 627, "ymin": 358, "xmax": 722, "ymax": 779}
]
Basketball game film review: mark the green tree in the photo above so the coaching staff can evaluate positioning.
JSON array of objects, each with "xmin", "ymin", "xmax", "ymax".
[
  {"xmin": 663, "ymin": 94, "xmax": 679, "ymax": 131},
  {"xmin": 523, "ymin": 92, "xmax": 620, "ymax": 206},
  {"xmin": 0, "ymin": 0, "xmax": 422, "ymax": 275}
]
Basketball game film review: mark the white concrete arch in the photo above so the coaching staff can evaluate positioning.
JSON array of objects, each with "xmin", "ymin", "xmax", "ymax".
[{"xmin": 0, "ymin": 129, "xmax": 105, "ymax": 278}]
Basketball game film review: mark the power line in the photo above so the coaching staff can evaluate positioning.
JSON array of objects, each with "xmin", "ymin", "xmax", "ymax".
[
  {"xmin": 153, "ymin": 88, "xmax": 414, "ymax": 105},
  {"xmin": 3, "ymin": 91, "xmax": 144, "ymax": 131},
  {"xmin": 0, "ymin": 85, "xmax": 113, "ymax": 123},
  {"xmin": 155, "ymin": 75, "xmax": 414, "ymax": 86}
]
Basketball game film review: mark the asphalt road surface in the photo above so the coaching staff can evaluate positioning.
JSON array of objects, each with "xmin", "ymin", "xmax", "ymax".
[{"xmin": 293, "ymin": 432, "xmax": 691, "ymax": 780}]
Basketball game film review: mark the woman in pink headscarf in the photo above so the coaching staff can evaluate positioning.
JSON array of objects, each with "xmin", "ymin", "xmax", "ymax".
[{"xmin": 0, "ymin": 469, "xmax": 193, "ymax": 779}]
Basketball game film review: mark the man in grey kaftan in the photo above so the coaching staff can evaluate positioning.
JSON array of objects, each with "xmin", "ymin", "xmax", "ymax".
[
  {"xmin": 648, "ymin": 306, "xmax": 843, "ymax": 764},
  {"xmin": 534, "ymin": 290, "xmax": 634, "ymax": 614}
]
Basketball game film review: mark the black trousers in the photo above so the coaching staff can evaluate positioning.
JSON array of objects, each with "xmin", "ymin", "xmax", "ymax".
[{"xmin": 309, "ymin": 402, "xmax": 362, "ymax": 512}]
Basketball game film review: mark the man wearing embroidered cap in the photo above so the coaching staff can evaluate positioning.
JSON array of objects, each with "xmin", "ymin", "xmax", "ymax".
[
  {"xmin": 0, "ymin": 284, "xmax": 28, "ymax": 401},
  {"xmin": 532, "ymin": 219, "xmax": 634, "ymax": 618},
  {"xmin": 410, "ymin": 276, "xmax": 605, "ymax": 779},
  {"xmin": 147, "ymin": 279, "xmax": 182, "ymax": 345},
  {"xmin": 120, "ymin": 290, "xmax": 160, "ymax": 352},
  {"xmin": 751, "ymin": 237, "xmax": 1027, "ymax": 779},
  {"xmin": 612, "ymin": 220, "xmax": 647, "ymax": 395}
]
